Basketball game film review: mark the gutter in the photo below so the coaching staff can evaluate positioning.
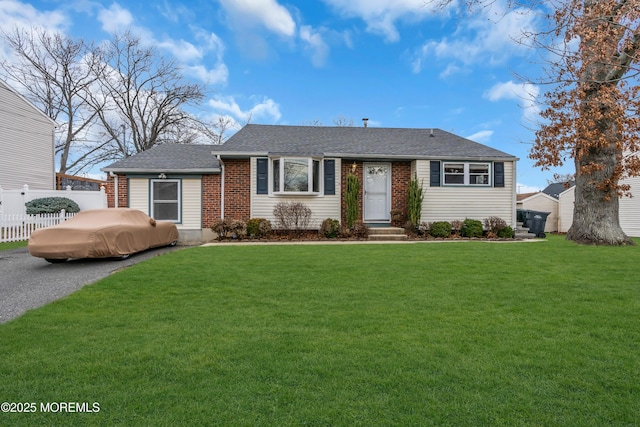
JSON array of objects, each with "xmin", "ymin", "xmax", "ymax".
[{"xmin": 216, "ymin": 155, "xmax": 225, "ymax": 219}]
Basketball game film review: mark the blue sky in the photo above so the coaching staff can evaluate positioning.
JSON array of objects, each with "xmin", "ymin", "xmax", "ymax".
[{"xmin": 0, "ymin": 0, "xmax": 571, "ymax": 192}]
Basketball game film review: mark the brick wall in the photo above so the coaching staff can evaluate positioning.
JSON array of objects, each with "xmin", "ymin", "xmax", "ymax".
[
  {"xmin": 391, "ymin": 162, "xmax": 411, "ymax": 225},
  {"xmin": 224, "ymin": 159, "xmax": 251, "ymax": 221},
  {"xmin": 105, "ymin": 174, "xmax": 128, "ymax": 208},
  {"xmin": 202, "ymin": 174, "xmax": 221, "ymax": 228}
]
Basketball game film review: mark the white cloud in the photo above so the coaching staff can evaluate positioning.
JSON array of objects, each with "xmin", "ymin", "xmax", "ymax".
[
  {"xmin": 322, "ymin": 0, "xmax": 445, "ymax": 42},
  {"xmin": 299, "ymin": 25, "xmax": 329, "ymax": 67},
  {"xmin": 97, "ymin": 3, "xmax": 134, "ymax": 34},
  {"xmin": 412, "ymin": 1, "xmax": 539, "ymax": 74},
  {"xmin": 218, "ymin": 0, "xmax": 296, "ymax": 37},
  {"xmin": 184, "ymin": 64, "xmax": 229, "ymax": 85},
  {"xmin": 466, "ymin": 130, "xmax": 494, "ymax": 143},
  {"xmin": 485, "ymin": 80, "xmax": 540, "ymax": 122},
  {"xmin": 208, "ymin": 95, "xmax": 281, "ymax": 123},
  {"xmin": 0, "ymin": 0, "xmax": 67, "ymax": 31},
  {"xmin": 516, "ymin": 183, "xmax": 542, "ymax": 194},
  {"xmin": 158, "ymin": 38, "xmax": 202, "ymax": 63}
]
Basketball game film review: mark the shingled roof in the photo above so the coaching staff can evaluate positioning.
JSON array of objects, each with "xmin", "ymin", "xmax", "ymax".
[
  {"xmin": 102, "ymin": 143, "xmax": 221, "ymax": 173},
  {"xmin": 212, "ymin": 124, "xmax": 517, "ymax": 160}
]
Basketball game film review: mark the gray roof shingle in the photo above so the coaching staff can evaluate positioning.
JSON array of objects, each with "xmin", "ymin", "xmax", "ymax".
[
  {"xmin": 212, "ymin": 124, "xmax": 517, "ymax": 160},
  {"xmin": 102, "ymin": 124, "xmax": 517, "ymax": 173},
  {"xmin": 102, "ymin": 143, "xmax": 221, "ymax": 172}
]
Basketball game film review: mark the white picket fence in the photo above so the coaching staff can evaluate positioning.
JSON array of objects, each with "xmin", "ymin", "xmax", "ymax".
[{"xmin": 0, "ymin": 211, "xmax": 76, "ymax": 243}]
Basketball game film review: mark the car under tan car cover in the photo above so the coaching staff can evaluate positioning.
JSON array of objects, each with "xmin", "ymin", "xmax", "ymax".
[{"xmin": 28, "ymin": 208, "xmax": 179, "ymax": 260}]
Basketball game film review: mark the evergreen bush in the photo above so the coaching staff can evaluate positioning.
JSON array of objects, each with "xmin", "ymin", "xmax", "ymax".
[
  {"xmin": 25, "ymin": 197, "xmax": 80, "ymax": 215},
  {"xmin": 461, "ymin": 218, "xmax": 483, "ymax": 238},
  {"xmin": 429, "ymin": 221, "xmax": 452, "ymax": 238}
]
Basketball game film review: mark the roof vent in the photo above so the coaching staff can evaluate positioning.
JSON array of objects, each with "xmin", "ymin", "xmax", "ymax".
[
  {"xmin": 362, "ymin": 118, "xmax": 369, "ymax": 128},
  {"xmin": 430, "ymin": 129, "xmax": 435, "ymax": 137}
]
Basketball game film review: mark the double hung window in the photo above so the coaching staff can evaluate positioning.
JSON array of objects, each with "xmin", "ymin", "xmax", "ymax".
[
  {"xmin": 443, "ymin": 162, "xmax": 490, "ymax": 186},
  {"xmin": 272, "ymin": 158, "xmax": 320, "ymax": 194},
  {"xmin": 151, "ymin": 179, "xmax": 180, "ymax": 222}
]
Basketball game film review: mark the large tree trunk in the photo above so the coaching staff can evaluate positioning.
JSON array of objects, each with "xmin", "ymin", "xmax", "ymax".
[{"xmin": 567, "ymin": 152, "xmax": 634, "ymax": 245}]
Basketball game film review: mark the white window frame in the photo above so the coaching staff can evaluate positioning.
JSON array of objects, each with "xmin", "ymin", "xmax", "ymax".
[
  {"xmin": 271, "ymin": 157, "xmax": 322, "ymax": 195},
  {"xmin": 150, "ymin": 179, "xmax": 181, "ymax": 222},
  {"xmin": 443, "ymin": 162, "xmax": 491, "ymax": 186}
]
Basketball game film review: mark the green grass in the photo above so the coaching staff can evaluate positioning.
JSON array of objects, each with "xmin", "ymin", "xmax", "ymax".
[
  {"xmin": 1, "ymin": 235, "xmax": 639, "ymax": 425},
  {"xmin": 0, "ymin": 240, "xmax": 27, "ymax": 251}
]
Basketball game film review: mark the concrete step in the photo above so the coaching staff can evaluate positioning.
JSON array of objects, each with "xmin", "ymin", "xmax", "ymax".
[
  {"xmin": 368, "ymin": 233, "xmax": 408, "ymax": 241},
  {"xmin": 368, "ymin": 226, "xmax": 407, "ymax": 241}
]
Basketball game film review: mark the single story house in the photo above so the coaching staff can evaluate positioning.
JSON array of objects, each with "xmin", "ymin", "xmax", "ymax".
[
  {"xmin": 0, "ymin": 80, "xmax": 56, "ymax": 190},
  {"xmin": 102, "ymin": 124, "xmax": 518, "ymax": 243}
]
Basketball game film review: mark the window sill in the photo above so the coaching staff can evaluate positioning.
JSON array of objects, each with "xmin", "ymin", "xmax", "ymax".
[{"xmin": 271, "ymin": 192, "xmax": 322, "ymax": 197}]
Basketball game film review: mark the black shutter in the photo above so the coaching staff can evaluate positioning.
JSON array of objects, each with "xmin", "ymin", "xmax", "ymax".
[
  {"xmin": 256, "ymin": 158, "xmax": 268, "ymax": 194},
  {"xmin": 494, "ymin": 162, "xmax": 505, "ymax": 187},
  {"xmin": 324, "ymin": 159, "xmax": 335, "ymax": 195},
  {"xmin": 430, "ymin": 161, "xmax": 441, "ymax": 187}
]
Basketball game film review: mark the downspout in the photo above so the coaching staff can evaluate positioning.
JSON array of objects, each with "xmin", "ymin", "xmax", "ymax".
[
  {"xmin": 109, "ymin": 171, "xmax": 118, "ymax": 208},
  {"xmin": 216, "ymin": 155, "xmax": 225, "ymax": 219}
]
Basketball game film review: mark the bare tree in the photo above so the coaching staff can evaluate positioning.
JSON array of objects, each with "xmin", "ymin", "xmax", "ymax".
[
  {"xmin": 0, "ymin": 26, "xmax": 105, "ymax": 174},
  {"xmin": 332, "ymin": 115, "xmax": 354, "ymax": 126},
  {"xmin": 89, "ymin": 32, "xmax": 206, "ymax": 159},
  {"xmin": 430, "ymin": 0, "xmax": 640, "ymax": 245}
]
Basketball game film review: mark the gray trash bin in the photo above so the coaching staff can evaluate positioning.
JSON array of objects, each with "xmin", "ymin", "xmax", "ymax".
[
  {"xmin": 528, "ymin": 211, "xmax": 551, "ymax": 238},
  {"xmin": 522, "ymin": 209, "xmax": 534, "ymax": 228}
]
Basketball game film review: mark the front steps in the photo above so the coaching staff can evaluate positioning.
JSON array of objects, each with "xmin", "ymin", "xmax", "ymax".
[{"xmin": 368, "ymin": 226, "xmax": 408, "ymax": 241}]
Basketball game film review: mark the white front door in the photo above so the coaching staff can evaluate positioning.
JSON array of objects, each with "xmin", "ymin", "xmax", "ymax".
[{"xmin": 364, "ymin": 163, "xmax": 391, "ymax": 222}]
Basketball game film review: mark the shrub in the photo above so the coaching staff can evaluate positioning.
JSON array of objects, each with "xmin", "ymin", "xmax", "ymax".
[
  {"xmin": 345, "ymin": 172, "xmax": 360, "ymax": 228},
  {"xmin": 407, "ymin": 174, "xmax": 424, "ymax": 227},
  {"xmin": 320, "ymin": 218, "xmax": 341, "ymax": 238},
  {"xmin": 497, "ymin": 225, "xmax": 514, "ymax": 238},
  {"xmin": 351, "ymin": 221, "xmax": 370, "ymax": 239},
  {"xmin": 211, "ymin": 219, "xmax": 246, "ymax": 240},
  {"xmin": 273, "ymin": 202, "xmax": 312, "ymax": 233},
  {"xmin": 418, "ymin": 221, "xmax": 431, "ymax": 236},
  {"xmin": 246, "ymin": 218, "xmax": 272, "ymax": 238},
  {"xmin": 451, "ymin": 219, "xmax": 464, "ymax": 236},
  {"xmin": 461, "ymin": 218, "xmax": 483, "ymax": 238},
  {"xmin": 25, "ymin": 197, "xmax": 80, "ymax": 214},
  {"xmin": 429, "ymin": 221, "xmax": 452, "ymax": 238},
  {"xmin": 483, "ymin": 216, "xmax": 508, "ymax": 234},
  {"xmin": 404, "ymin": 220, "xmax": 418, "ymax": 236}
]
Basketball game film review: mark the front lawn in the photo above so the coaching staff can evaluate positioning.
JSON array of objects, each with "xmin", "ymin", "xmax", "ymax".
[
  {"xmin": 0, "ymin": 240, "xmax": 27, "ymax": 251},
  {"xmin": 0, "ymin": 236, "xmax": 638, "ymax": 425}
]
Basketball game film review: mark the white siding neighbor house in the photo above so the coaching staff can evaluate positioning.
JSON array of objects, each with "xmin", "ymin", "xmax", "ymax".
[
  {"xmin": 0, "ymin": 80, "xmax": 56, "ymax": 190},
  {"xmin": 559, "ymin": 176, "xmax": 640, "ymax": 237}
]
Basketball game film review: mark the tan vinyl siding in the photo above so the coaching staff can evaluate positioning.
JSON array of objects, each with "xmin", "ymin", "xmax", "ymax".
[
  {"xmin": 0, "ymin": 83, "xmax": 55, "ymax": 190},
  {"xmin": 128, "ymin": 177, "xmax": 202, "ymax": 229},
  {"xmin": 416, "ymin": 160, "xmax": 515, "ymax": 225},
  {"xmin": 180, "ymin": 178, "xmax": 202, "ymax": 229},
  {"xmin": 250, "ymin": 157, "xmax": 342, "ymax": 228},
  {"xmin": 521, "ymin": 193, "xmax": 559, "ymax": 232},
  {"xmin": 128, "ymin": 178, "xmax": 149, "ymax": 213}
]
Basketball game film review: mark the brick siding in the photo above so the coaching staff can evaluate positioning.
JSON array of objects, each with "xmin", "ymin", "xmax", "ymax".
[
  {"xmin": 202, "ymin": 174, "xmax": 221, "ymax": 228},
  {"xmin": 223, "ymin": 159, "xmax": 251, "ymax": 221},
  {"xmin": 105, "ymin": 174, "xmax": 128, "ymax": 208}
]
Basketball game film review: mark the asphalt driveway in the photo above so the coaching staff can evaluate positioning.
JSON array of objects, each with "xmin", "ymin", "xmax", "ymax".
[{"xmin": 0, "ymin": 245, "xmax": 185, "ymax": 324}]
